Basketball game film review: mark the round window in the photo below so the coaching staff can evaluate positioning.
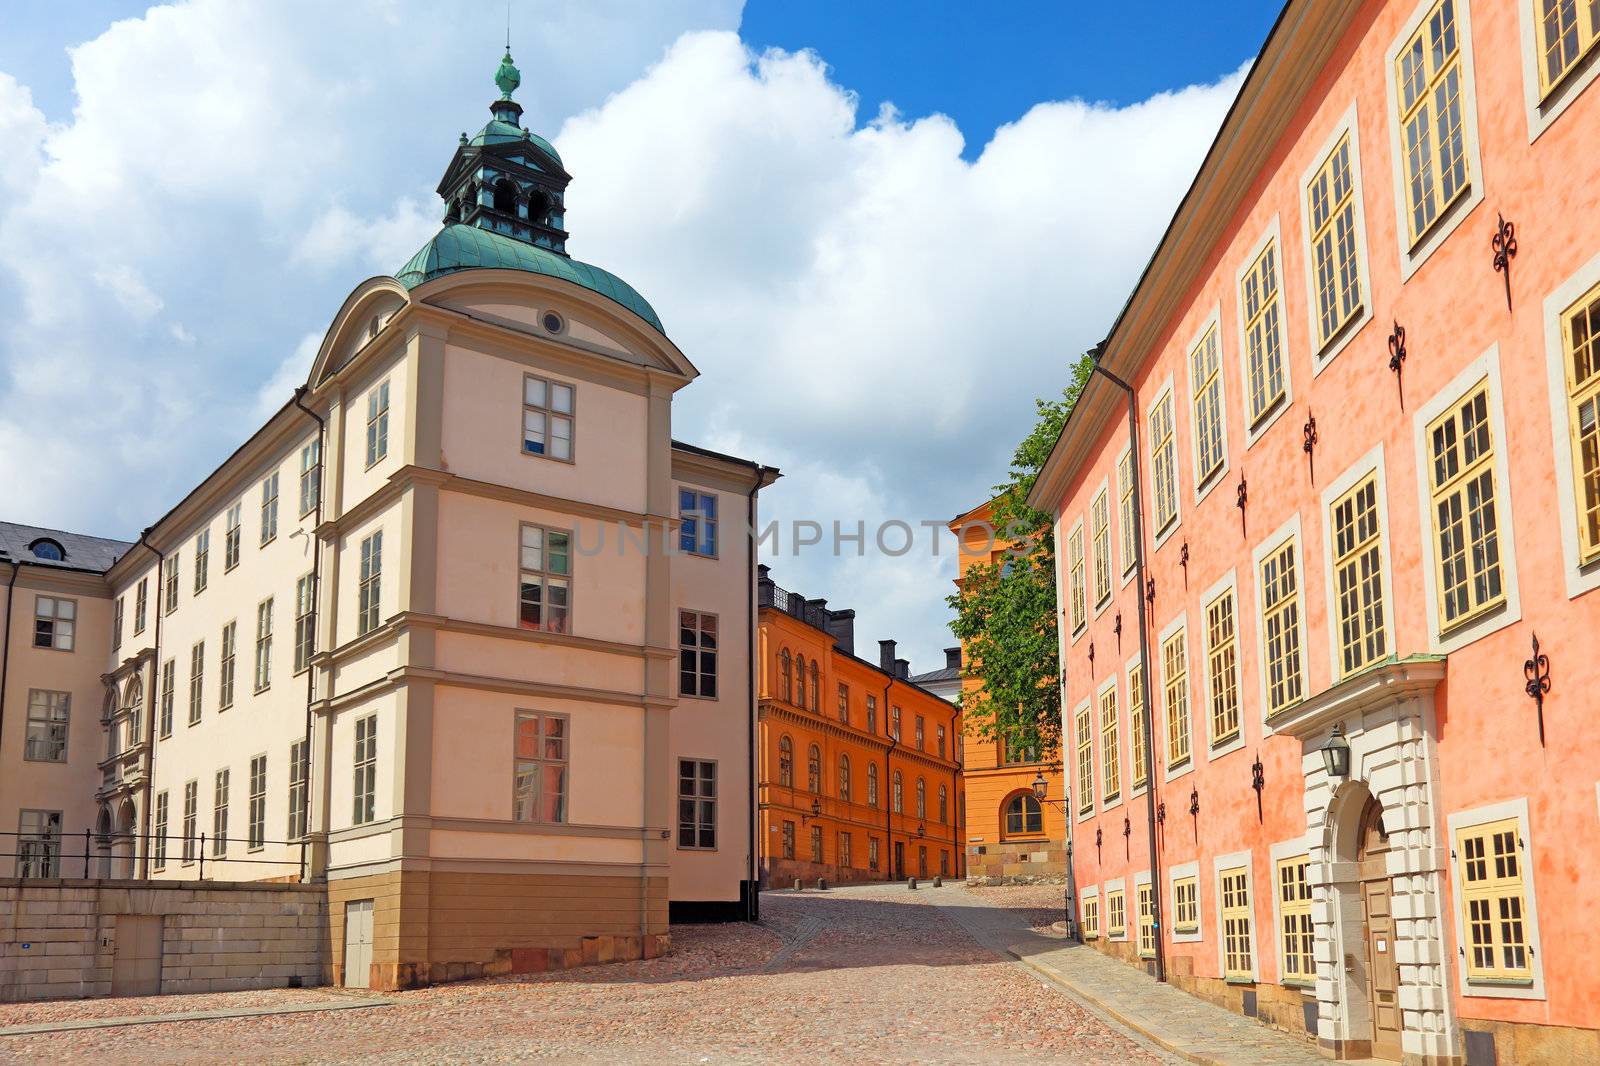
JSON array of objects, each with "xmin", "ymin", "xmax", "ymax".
[{"xmin": 542, "ymin": 311, "xmax": 564, "ymax": 334}]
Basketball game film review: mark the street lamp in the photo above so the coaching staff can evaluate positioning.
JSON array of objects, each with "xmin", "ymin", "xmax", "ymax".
[
  {"xmin": 1320, "ymin": 722, "xmax": 1351, "ymax": 779},
  {"xmin": 1032, "ymin": 773, "xmax": 1048, "ymax": 803}
]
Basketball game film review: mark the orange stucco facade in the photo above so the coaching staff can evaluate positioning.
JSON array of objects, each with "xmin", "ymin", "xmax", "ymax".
[
  {"xmin": 755, "ymin": 568, "xmax": 963, "ymax": 885},
  {"xmin": 1028, "ymin": 1, "xmax": 1600, "ymax": 1061}
]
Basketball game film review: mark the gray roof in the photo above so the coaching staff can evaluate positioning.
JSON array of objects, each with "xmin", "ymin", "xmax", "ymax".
[
  {"xmin": 909, "ymin": 666, "xmax": 961, "ymax": 685},
  {"xmin": 0, "ymin": 521, "xmax": 135, "ymax": 575}
]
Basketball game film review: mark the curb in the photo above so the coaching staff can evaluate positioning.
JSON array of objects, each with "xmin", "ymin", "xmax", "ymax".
[{"xmin": 0, "ymin": 997, "xmax": 395, "ymax": 1037}]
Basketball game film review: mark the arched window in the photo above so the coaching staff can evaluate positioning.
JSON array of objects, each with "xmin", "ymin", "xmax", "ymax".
[
  {"xmin": 28, "ymin": 538, "xmax": 64, "ymax": 561},
  {"xmin": 938, "ymin": 785, "xmax": 948, "ymax": 823},
  {"xmin": 526, "ymin": 188, "xmax": 550, "ymax": 225},
  {"xmin": 867, "ymin": 764, "xmax": 879, "ymax": 808},
  {"xmin": 778, "ymin": 735, "xmax": 793, "ymax": 788},
  {"xmin": 892, "ymin": 771, "xmax": 903, "ymax": 814},
  {"xmin": 838, "ymin": 754, "xmax": 851, "ymax": 802},
  {"xmin": 493, "ymin": 177, "xmax": 517, "ymax": 212},
  {"xmin": 808, "ymin": 660, "xmax": 819, "ymax": 711},
  {"xmin": 1002, "ymin": 791, "xmax": 1044, "ymax": 839},
  {"xmin": 779, "ymin": 650, "xmax": 792, "ymax": 702},
  {"xmin": 807, "ymin": 743, "xmax": 822, "ymax": 793},
  {"xmin": 915, "ymin": 778, "xmax": 926, "ymax": 818},
  {"xmin": 796, "ymin": 656, "xmax": 807, "ymax": 707}
]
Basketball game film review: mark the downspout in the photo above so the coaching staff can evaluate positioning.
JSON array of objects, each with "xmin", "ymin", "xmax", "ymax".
[
  {"xmin": 1090, "ymin": 356, "xmax": 1166, "ymax": 983},
  {"xmin": 292, "ymin": 386, "xmax": 325, "ymax": 883},
  {"xmin": 136, "ymin": 529, "xmax": 165, "ymax": 879},
  {"xmin": 744, "ymin": 473, "xmax": 762, "ymax": 921},
  {"xmin": 0, "ymin": 556, "xmax": 21, "ymax": 770},
  {"xmin": 881, "ymin": 679, "xmax": 895, "ymax": 881}
]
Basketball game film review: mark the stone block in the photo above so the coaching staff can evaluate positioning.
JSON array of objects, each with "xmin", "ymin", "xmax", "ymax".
[{"xmin": 580, "ymin": 937, "xmax": 602, "ymax": 966}]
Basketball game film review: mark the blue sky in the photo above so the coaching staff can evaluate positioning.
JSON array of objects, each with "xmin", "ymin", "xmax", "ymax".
[{"xmin": 0, "ymin": 1, "xmax": 1259, "ymax": 669}]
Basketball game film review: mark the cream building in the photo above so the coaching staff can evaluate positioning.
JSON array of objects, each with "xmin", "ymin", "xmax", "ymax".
[{"xmin": 0, "ymin": 51, "xmax": 776, "ymax": 991}]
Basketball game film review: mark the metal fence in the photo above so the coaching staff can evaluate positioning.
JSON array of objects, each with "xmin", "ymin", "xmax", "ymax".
[{"xmin": 0, "ymin": 828, "xmax": 307, "ymax": 882}]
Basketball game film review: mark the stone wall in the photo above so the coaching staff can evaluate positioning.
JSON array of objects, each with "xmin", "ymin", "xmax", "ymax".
[
  {"xmin": 964, "ymin": 841, "xmax": 1067, "ymax": 885},
  {"xmin": 0, "ymin": 877, "xmax": 326, "ymax": 1002}
]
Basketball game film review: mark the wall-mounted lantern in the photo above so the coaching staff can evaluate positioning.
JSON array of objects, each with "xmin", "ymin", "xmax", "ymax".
[{"xmin": 1320, "ymin": 722, "xmax": 1351, "ymax": 779}]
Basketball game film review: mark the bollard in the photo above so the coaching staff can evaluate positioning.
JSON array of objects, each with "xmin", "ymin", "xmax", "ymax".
[
  {"xmin": 815, "ymin": 878, "xmax": 828, "ymax": 891},
  {"xmin": 933, "ymin": 876, "xmax": 943, "ymax": 888},
  {"xmin": 907, "ymin": 877, "xmax": 918, "ymax": 890},
  {"xmin": 793, "ymin": 878, "xmax": 803, "ymax": 891}
]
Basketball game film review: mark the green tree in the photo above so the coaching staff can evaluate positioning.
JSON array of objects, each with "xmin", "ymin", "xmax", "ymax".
[{"xmin": 948, "ymin": 352, "xmax": 1094, "ymax": 760}]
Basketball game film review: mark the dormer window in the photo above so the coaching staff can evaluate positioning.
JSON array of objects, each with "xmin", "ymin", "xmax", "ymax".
[{"xmin": 29, "ymin": 538, "xmax": 64, "ymax": 562}]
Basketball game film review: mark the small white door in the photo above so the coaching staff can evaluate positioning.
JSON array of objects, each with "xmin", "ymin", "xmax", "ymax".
[
  {"xmin": 111, "ymin": 915, "xmax": 163, "ymax": 996},
  {"xmin": 343, "ymin": 899, "xmax": 374, "ymax": 989}
]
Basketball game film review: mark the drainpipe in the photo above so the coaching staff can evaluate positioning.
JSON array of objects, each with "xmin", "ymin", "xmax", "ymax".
[
  {"xmin": 0, "ymin": 556, "xmax": 21, "ymax": 770},
  {"xmin": 1090, "ymin": 354, "xmax": 1166, "ymax": 984},
  {"xmin": 292, "ymin": 387, "xmax": 325, "ymax": 883},
  {"xmin": 743, "ymin": 473, "xmax": 764, "ymax": 921},
  {"xmin": 136, "ymin": 528, "xmax": 164, "ymax": 879},
  {"xmin": 882, "ymin": 679, "xmax": 895, "ymax": 881}
]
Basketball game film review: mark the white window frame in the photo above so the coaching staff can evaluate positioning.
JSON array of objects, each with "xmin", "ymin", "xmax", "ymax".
[
  {"xmin": 365, "ymin": 378, "xmax": 390, "ymax": 469},
  {"xmin": 23, "ymin": 689, "xmax": 70, "ymax": 763},
  {"xmin": 357, "ymin": 530, "xmax": 382, "ymax": 636},
  {"xmin": 1157, "ymin": 611, "xmax": 1193, "ymax": 784},
  {"xmin": 299, "ymin": 439, "xmax": 321, "ymax": 518},
  {"xmin": 1185, "ymin": 304, "xmax": 1230, "ymax": 503},
  {"xmin": 1252, "ymin": 513, "xmax": 1313, "ymax": 735},
  {"xmin": 1198, "ymin": 569, "xmax": 1246, "ymax": 761},
  {"xmin": 1213, "ymin": 850, "xmax": 1260, "ymax": 983},
  {"xmin": 1445, "ymin": 796, "xmax": 1547, "ymax": 1001},
  {"xmin": 1516, "ymin": 0, "xmax": 1600, "ymax": 141},
  {"xmin": 1299, "ymin": 100, "xmax": 1374, "ymax": 373},
  {"xmin": 1411, "ymin": 345, "xmax": 1522, "ymax": 653},
  {"xmin": 259, "ymin": 471, "xmax": 279, "ymax": 547},
  {"xmin": 193, "ymin": 528, "xmax": 210, "ymax": 595},
  {"xmin": 1134, "ymin": 870, "xmax": 1155, "ymax": 959},
  {"xmin": 1167, "ymin": 858, "xmax": 1204, "ymax": 944},
  {"xmin": 1103, "ymin": 876, "xmax": 1128, "ymax": 942},
  {"xmin": 32, "ymin": 595, "xmax": 76, "ymax": 652},
  {"xmin": 1234, "ymin": 216, "xmax": 1295, "ymax": 446},
  {"xmin": 1145, "ymin": 374, "xmax": 1181, "ymax": 549},
  {"xmin": 1541, "ymin": 248, "xmax": 1600, "ymax": 598},
  {"xmin": 1319, "ymin": 444, "xmax": 1398, "ymax": 680}
]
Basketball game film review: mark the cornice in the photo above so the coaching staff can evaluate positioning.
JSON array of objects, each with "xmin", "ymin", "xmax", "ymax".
[
  {"xmin": 760, "ymin": 700, "xmax": 962, "ymax": 774},
  {"xmin": 1270, "ymin": 657, "xmax": 1448, "ymax": 739}
]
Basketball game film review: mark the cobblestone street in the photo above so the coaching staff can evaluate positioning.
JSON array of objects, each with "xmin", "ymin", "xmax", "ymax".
[{"xmin": 0, "ymin": 884, "xmax": 1169, "ymax": 1065}]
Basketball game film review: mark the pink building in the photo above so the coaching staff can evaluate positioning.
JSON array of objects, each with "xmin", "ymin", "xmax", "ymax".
[{"xmin": 1028, "ymin": 1, "xmax": 1600, "ymax": 1062}]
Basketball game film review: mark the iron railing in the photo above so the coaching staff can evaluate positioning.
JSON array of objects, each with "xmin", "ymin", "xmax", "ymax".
[
  {"xmin": 758, "ymin": 578, "xmax": 834, "ymax": 631},
  {"xmin": 0, "ymin": 828, "xmax": 308, "ymax": 882}
]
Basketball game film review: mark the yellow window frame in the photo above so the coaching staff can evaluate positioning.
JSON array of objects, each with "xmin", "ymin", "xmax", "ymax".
[
  {"xmin": 1107, "ymin": 889, "xmax": 1126, "ymax": 938},
  {"xmin": 1221, "ymin": 866, "xmax": 1254, "ymax": 979},
  {"xmin": 1427, "ymin": 381, "xmax": 1505, "ymax": 630},
  {"xmin": 1332, "ymin": 473, "xmax": 1389, "ymax": 676},
  {"xmin": 1277, "ymin": 855, "xmax": 1315, "ymax": 984},
  {"xmin": 1119, "ymin": 450, "xmax": 1138, "ymax": 577},
  {"xmin": 1150, "ymin": 393, "xmax": 1178, "ymax": 534},
  {"xmin": 1562, "ymin": 281, "xmax": 1600, "ymax": 564},
  {"xmin": 1204, "ymin": 589, "xmax": 1240, "ymax": 746},
  {"xmin": 1306, "ymin": 133, "xmax": 1362, "ymax": 349},
  {"xmin": 1394, "ymin": 0, "xmax": 1469, "ymax": 245},
  {"xmin": 1191, "ymin": 324, "xmax": 1226, "ymax": 486},
  {"xmin": 1173, "ymin": 875, "xmax": 1199, "ymax": 932},
  {"xmin": 1082, "ymin": 896, "xmax": 1099, "ymax": 939},
  {"xmin": 1455, "ymin": 817, "xmax": 1533, "ymax": 982},
  {"xmin": 1162, "ymin": 628, "xmax": 1190, "ymax": 768},
  {"xmin": 1099, "ymin": 686, "xmax": 1120, "ymax": 802},
  {"xmin": 1536, "ymin": 0, "xmax": 1600, "ymax": 97},
  {"xmin": 1092, "ymin": 489, "xmax": 1112, "ymax": 607},
  {"xmin": 1069, "ymin": 525, "xmax": 1087, "ymax": 635},
  {"xmin": 1241, "ymin": 238, "xmax": 1286, "ymax": 427},
  {"xmin": 1137, "ymin": 883, "xmax": 1156, "ymax": 958},
  {"xmin": 1129, "ymin": 664, "xmax": 1148, "ymax": 790},
  {"xmin": 1075, "ymin": 705, "xmax": 1094, "ymax": 815},
  {"xmin": 1260, "ymin": 537, "xmax": 1304, "ymax": 716}
]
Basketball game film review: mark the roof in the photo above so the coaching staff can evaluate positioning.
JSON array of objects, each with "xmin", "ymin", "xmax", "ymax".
[
  {"xmin": 0, "ymin": 520, "xmax": 134, "ymax": 575},
  {"xmin": 469, "ymin": 119, "xmax": 562, "ymax": 165},
  {"xmin": 909, "ymin": 666, "xmax": 960, "ymax": 685},
  {"xmin": 671, "ymin": 438, "xmax": 778, "ymax": 474},
  {"xmin": 396, "ymin": 224, "xmax": 665, "ymax": 335}
]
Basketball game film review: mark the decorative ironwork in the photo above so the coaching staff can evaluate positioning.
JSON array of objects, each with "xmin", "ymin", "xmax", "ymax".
[
  {"xmin": 1087, "ymin": 641, "xmax": 1096, "ymax": 675},
  {"xmin": 1146, "ymin": 577, "xmax": 1156, "ymax": 606},
  {"xmin": 1524, "ymin": 632, "xmax": 1552, "ymax": 746},
  {"xmin": 1235, "ymin": 473, "xmax": 1248, "ymax": 538},
  {"xmin": 1123, "ymin": 815, "xmax": 1132, "ymax": 858},
  {"xmin": 1188, "ymin": 786, "xmax": 1200, "ymax": 842},
  {"xmin": 1388, "ymin": 321, "xmax": 1408, "ymax": 409},
  {"xmin": 1180, "ymin": 541, "xmax": 1190, "ymax": 588},
  {"xmin": 1303, "ymin": 412, "xmax": 1318, "ymax": 483},
  {"xmin": 1114, "ymin": 611, "xmax": 1123, "ymax": 652},
  {"xmin": 1492, "ymin": 213, "xmax": 1518, "ymax": 312},
  {"xmin": 1095, "ymin": 826, "xmax": 1103, "ymax": 861},
  {"xmin": 1156, "ymin": 801, "xmax": 1166, "ymax": 827},
  {"xmin": 1251, "ymin": 752, "xmax": 1265, "ymax": 823}
]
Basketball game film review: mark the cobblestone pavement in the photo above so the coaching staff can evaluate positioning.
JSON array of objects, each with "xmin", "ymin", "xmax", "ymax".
[{"xmin": 0, "ymin": 883, "xmax": 1169, "ymax": 1066}]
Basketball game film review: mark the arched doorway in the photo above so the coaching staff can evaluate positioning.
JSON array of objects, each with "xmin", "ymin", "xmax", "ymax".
[
  {"xmin": 113, "ymin": 799, "xmax": 138, "ymax": 879},
  {"xmin": 94, "ymin": 806, "xmax": 114, "ymax": 879},
  {"xmin": 1355, "ymin": 797, "xmax": 1402, "ymax": 1061}
]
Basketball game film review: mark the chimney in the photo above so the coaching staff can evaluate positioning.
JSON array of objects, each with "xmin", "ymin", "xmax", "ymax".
[
  {"xmin": 878, "ymin": 639, "xmax": 897, "ymax": 673},
  {"xmin": 945, "ymin": 646, "xmax": 962, "ymax": 671},
  {"xmin": 824, "ymin": 608, "xmax": 856, "ymax": 657},
  {"xmin": 895, "ymin": 657, "xmax": 910, "ymax": 680}
]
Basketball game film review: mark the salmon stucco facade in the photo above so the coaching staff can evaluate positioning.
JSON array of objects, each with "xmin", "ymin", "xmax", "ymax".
[{"xmin": 1029, "ymin": 1, "xmax": 1600, "ymax": 1062}]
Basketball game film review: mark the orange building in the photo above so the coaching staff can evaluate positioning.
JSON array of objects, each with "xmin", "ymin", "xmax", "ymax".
[
  {"xmin": 756, "ymin": 566, "xmax": 962, "ymax": 885},
  {"xmin": 949, "ymin": 500, "xmax": 1066, "ymax": 883}
]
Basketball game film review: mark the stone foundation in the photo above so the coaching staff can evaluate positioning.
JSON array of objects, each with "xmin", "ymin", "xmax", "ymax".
[
  {"xmin": 759, "ymin": 858, "xmax": 893, "ymax": 888},
  {"xmin": 964, "ymin": 841, "xmax": 1067, "ymax": 884}
]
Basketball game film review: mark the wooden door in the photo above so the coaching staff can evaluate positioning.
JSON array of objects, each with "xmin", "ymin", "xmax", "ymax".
[
  {"xmin": 893, "ymin": 841, "xmax": 905, "ymax": 879},
  {"xmin": 111, "ymin": 915, "xmax": 163, "ymax": 997},
  {"xmin": 343, "ymin": 899, "xmax": 374, "ymax": 989},
  {"xmin": 1357, "ymin": 798, "xmax": 1402, "ymax": 1061}
]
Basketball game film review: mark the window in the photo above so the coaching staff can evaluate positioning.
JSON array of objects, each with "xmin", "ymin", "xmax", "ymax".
[
  {"xmin": 678, "ymin": 489, "xmax": 718, "ymax": 556},
  {"xmin": 795, "ymin": 656, "xmax": 808, "ymax": 707},
  {"xmin": 1260, "ymin": 538, "xmax": 1304, "ymax": 715},
  {"xmin": 1204, "ymin": 590, "xmax": 1241, "ymax": 746},
  {"xmin": 1306, "ymin": 132, "xmax": 1364, "ymax": 350},
  {"xmin": 1107, "ymin": 889, "xmax": 1126, "ymax": 938},
  {"xmin": 1428, "ymin": 382, "xmax": 1505, "ymax": 630},
  {"xmin": 288, "ymin": 740, "xmax": 309, "ymax": 840},
  {"xmin": 1536, "ymin": 0, "xmax": 1600, "ymax": 93},
  {"xmin": 868, "ymin": 835, "xmax": 880, "ymax": 871},
  {"xmin": 782, "ymin": 820, "xmax": 795, "ymax": 859},
  {"xmin": 1562, "ymin": 282, "xmax": 1600, "ymax": 562},
  {"xmin": 32, "ymin": 596, "xmax": 75, "ymax": 651},
  {"xmin": 915, "ymin": 715, "xmax": 925, "ymax": 751},
  {"xmin": 1149, "ymin": 391, "xmax": 1179, "ymax": 535},
  {"xmin": 807, "ymin": 744, "xmax": 822, "ymax": 793},
  {"xmin": 1221, "ymin": 866, "xmax": 1254, "ymax": 979},
  {"xmin": 918, "ymin": 846, "xmax": 928, "ymax": 879},
  {"xmin": 113, "ymin": 596, "xmax": 124, "ymax": 651},
  {"xmin": 1129, "ymin": 664, "xmax": 1148, "ymax": 790},
  {"xmin": 248, "ymin": 754, "xmax": 267, "ymax": 850},
  {"xmin": 1174, "ymin": 875, "xmax": 1199, "ymax": 932},
  {"xmin": 293, "ymin": 574, "xmax": 316, "ymax": 673},
  {"xmin": 182, "ymin": 780, "xmax": 198, "ymax": 863},
  {"xmin": 522, "ymin": 375, "xmax": 573, "ymax": 460},
  {"xmin": 134, "ymin": 578, "xmax": 148, "ymax": 634},
  {"xmin": 779, "ymin": 650, "xmax": 793, "ymax": 702},
  {"xmin": 1241, "ymin": 237, "xmax": 1288, "ymax": 427},
  {"xmin": 159, "ymin": 658, "xmax": 175, "ymax": 739},
  {"xmin": 810, "ymin": 825, "xmax": 823, "ymax": 864},
  {"xmin": 254, "ymin": 598, "xmax": 273, "ymax": 692},
  {"xmin": 1118, "ymin": 449, "xmax": 1138, "ymax": 577},
  {"xmin": 677, "ymin": 759, "xmax": 716, "ymax": 849},
  {"xmin": 512, "ymin": 711, "xmax": 569, "ymax": 823},
  {"xmin": 23, "ymin": 690, "xmax": 69, "ymax": 762},
  {"xmin": 937, "ymin": 724, "xmax": 946, "ymax": 758},
  {"xmin": 193, "ymin": 529, "xmax": 210, "ymax": 594},
  {"xmin": 1099, "ymin": 687, "xmax": 1120, "ymax": 802},
  {"xmin": 866, "ymin": 695, "xmax": 877, "ymax": 734},
  {"xmin": 1394, "ymin": 0, "xmax": 1468, "ymax": 245},
  {"xmin": 299, "ymin": 439, "xmax": 321, "ymax": 517},
  {"xmin": 891, "ymin": 706, "xmax": 902, "ymax": 741},
  {"xmin": 153, "ymin": 792, "xmax": 169, "ymax": 870},
  {"xmin": 188, "ymin": 640, "xmax": 204, "ymax": 726},
  {"xmin": 365, "ymin": 379, "xmax": 390, "ymax": 467},
  {"xmin": 1004, "ymin": 791, "xmax": 1042, "ymax": 837},
  {"xmin": 892, "ymin": 771, "xmax": 903, "ymax": 814},
  {"xmin": 839, "ymin": 832, "xmax": 852, "ymax": 868},
  {"xmin": 1068, "ymin": 524, "xmax": 1086, "ymax": 634},
  {"xmin": 915, "ymin": 777, "xmax": 926, "ymax": 818},
  {"xmin": 1190, "ymin": 323, "xmax": 1226, "ymax": 487},
  {"xmin": 357, "ymin": 531, "xmax": 382, "ymax": 636},
  {"xmin": 159, "ymin": 558, "xmax": 178, "ymax": 619},
  {"xmin": 16, "ymin": 810, "xmax": 62, "ymax": 879},
  {"xmin": 260, "ymin": 472, "xmax": 279, "ymax": 547},
  {"xmin": 1277, "ymin": 855, "xmax": 1315, "ymax": 984},
  {"xmin": 839, "ymin": 754, "xmax": 852, "ymax": 802},
  {"xmin": 678, "ymin": 610, "xmax": 718, "ymax": 697},
  {"xmin": 1456, "ymin": 818, "xmax": 1532, "ymax": 981},
  {"xmin": 224, "ymin": 503, "xmax": 241, "ymax": 571},
  {"xmin": 867, "ymin": 763, "xmax": 879, "ymax": 807},
  {"xmin": 352, "ymin": 714, "xmax": 378, "ymax": 825},
  {"xmin": 1075, "ymin": 704, "xmax": 1093, "ymax": 814},
  {"xmin": 1138, "ymin": 883, "xmax": 1156, "ymax": 958},
  {"xmin": 1081, "ymin": 896, "xmax": 1099, "ymax": 940},
  {"xmin": 837, "ymin": 683, "xmax": 849, "ymax": 723},
  {"xmin": 1332, "ymin": 474, "xmax": 1389, "ymax": 676},
  {"xmin": 219, "ymin": 621, "xmax": 237, "ymax": 711},
  {"xmin": 1162, "ymin": 628, "xmax": 1191, "ymax": 768},
  {"xmin": 938, "ymin": 784, "xmax": 948, "ymax": 823},
  {"xmin": 808, "ymin": 660, "xmax": 819, "ymax": 712},
  {"xmin": 1091, "ymin": 489, "xmax": 1112, "ymax": 606},
  {"xmin": 518, "ymin": 524, "xmax": 571, "ymax": 634},
  {"xmin": 213, "ymin": 769, "xmax": 230, "ymax": 857},
  {"xmin": 778, "ymin": 734, "xmax": 793, "ymax": 787},
  {"xmin": 28, "ymin": 538, "xmax": 63, "ymax": 561}
]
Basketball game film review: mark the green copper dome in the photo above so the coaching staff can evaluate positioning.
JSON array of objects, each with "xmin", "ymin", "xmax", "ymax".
[
  {"xmin": 467, "ymin": 119, "xmax": 562, "ymax": 165},
  {"xmin": 396, "ymin": 224, "xmax": 664, "ymax": 334}
]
